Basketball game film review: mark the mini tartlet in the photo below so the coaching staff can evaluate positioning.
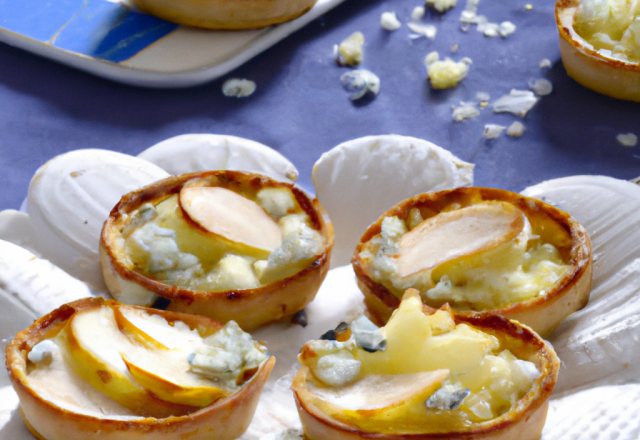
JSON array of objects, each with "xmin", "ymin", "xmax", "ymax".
[
  {"xmin": 5, "ymin": 297, "xmax": 275, "ymax": 440},
  {"xmin": 556, "ymin": 0, "xmax": 640, "ymax": 102},
  {"xmin": 352, "ymin": 187, "xmax": 592, "ymax": 338},
  {"xmin": 131, "ymin": 0, "xmax": 317, "ymax": 29},
  {"xmin": 101, "ymin": 170, "xmax": 333, "ymax": 331},
  {"xmin": 292, "ymin": 291, "xmax": 560, "ymax": 440}
]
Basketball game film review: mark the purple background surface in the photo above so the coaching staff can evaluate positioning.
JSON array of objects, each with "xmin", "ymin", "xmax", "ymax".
[{"xmin": 0, "ymin": 0, "xmax": 639, "ymax": 210}]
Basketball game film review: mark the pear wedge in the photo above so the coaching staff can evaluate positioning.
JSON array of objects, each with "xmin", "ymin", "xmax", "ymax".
[
  {"xmin": 73, "ymin": 303, "xmax": 231, "ymax": 409},
  {"xmin": 122, "ymin": 354, "xmax": 230, "ymax": 408},
  {"xmin": 6, "ymin": 298, "xmax": 276, "ymax": 440},
  {"xmin": 308, "ymin": 370, "xmax": 450, "ymax": 411},
  {"xmin": 397, "ymin": 203, "xmax": 525, "ymax": 278},
  {"xmin": 179, "ymin": 186, "xmax": 282, "ymax": 254},
  {"xmin": 62, "ymin": 304, "xmax": 196, "ymax": 418},
  {"xmin": 113, "ymin": 305, "xmax": 168, "ymax": 350}
]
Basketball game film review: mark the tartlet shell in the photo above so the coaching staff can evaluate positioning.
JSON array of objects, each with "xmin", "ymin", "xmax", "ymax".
[
  {"xmin": 130, "ymin": 0, "xmax": 317, "ymax": 29},
  {"xmin": 292, "ymin": 311, "xmax": 559, "ymax": 440},
  {"xmin": 352, "ymin": 187, "xmax": 592, "ymax": 339},
  {"xmin": 556, "ymin": 0, "xmax": 640, "ymax": 102},
  {"xmin": 100, "ymin": 170, "xmax": 334, "ymax": 332},
  {"xmin": 5, "ymin": 297, "xmax": 275, "ymax": 440}
]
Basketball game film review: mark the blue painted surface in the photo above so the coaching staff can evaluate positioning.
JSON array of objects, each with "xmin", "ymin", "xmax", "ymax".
[{"xmin": 0, "ymin": 0, "xmax": 178, "ymax": 62}]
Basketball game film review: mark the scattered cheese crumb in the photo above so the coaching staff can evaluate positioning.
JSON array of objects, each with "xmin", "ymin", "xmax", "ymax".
[
  {"xmin": 482, "ymin": 22, "xmax": 500, "ymax": 37},
  {"xmin": 451, "ymin": 43, "xmax": 459, "ymax": 52},
  {"xmin": 459, "ymin": 0, "xmax": 515, "ymax": 38},
  {"xmin": 408, "ymin": 22, "xmax": 438, "ymax": 39},
  {"xmin": 493, "ymin": 89, "xmax": 539, "ymax": 117},
  {"xmin": 540, "ymin": 59, "xmax": 552, "ymax": 68},
  {"xmin": 499, "ymin": 21, "xmax": 517, "ymax": 37},
  {"xmin": 411, "ymin": 6, "xmax": 426, "ymax": 21},
  {"xmin": 452, "ymin": 104, "xmax": 480, "ymax": 121},
  {"xmin": 426, "ymin": 0, "xmax": 457, "ymax": 13},
  {"xmin": 425, "ymin": 51, "xmax": 440, "ymax": 65},
  {"xmin": 335, "ymin": 32, "xmax": 365, "ymax": 66},
  {"xmin": 617, "ymin": 133, "xmax": 638, "ymax": 147},
  {"xmin": 476, "ymin": 91, "xmax": 490, "ymax": 102},
  {"xmin": 507, "ymin": 121, "xmax": 525, "ymax": 137},
  {"xmin": 28, "ymin": 340, "xmax": 57, "ymax": 363},
  {"xmin": 340, "ymin": 70, "xmax": 380, "ymax": 100},
  {"xmin": 222, "ymin": 79, "xmax": 256, "ymax": 98},
  {"xmin": 484, "ymin": 124, "xmax": 506, "ymax": 139},
  {"xmin": 381, "ymin": 12, "xmax": 402, "ymax": 31},
  {"xmin": 529, "ymin": 78, "xmax": 553, "ymax": 96},
  {"xmin": 425, "ymin": 52, "xmax": 472, "ymax": 89},
  {"xmin": 525, "ymin": 4, "xmax": 533, "ymax": 9}
]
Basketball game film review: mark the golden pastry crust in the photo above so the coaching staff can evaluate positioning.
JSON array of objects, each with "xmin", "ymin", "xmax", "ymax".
[
  {"xmin": 100, "ymin": 170, "xmax": 334, "ymax": 332},
  {"xmin": 556, "ymin": 0, "xmax": 640, "ymax": 102},
  {"xmin": 292, "ymin": 310, "xmax": 559, "ymax": 440},
  {"xmin": 352, "ymin": 187, "xmax": 592, "ymax": 339},
  {"xmin": 5, "ymin": 297, "xmax": 275, "ymax": 440},
  {"xmin": 131, "ymin": 0, "xmax": 317, "ymax": 30}
]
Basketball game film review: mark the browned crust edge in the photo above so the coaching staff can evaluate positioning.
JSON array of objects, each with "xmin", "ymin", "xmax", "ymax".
[
  {"xmin": 555, "ymin": 0, "xmax": 640, "ymax": 73},
  {"xmin": 100, "ymin": 170, "xmax": 334, "ymax": 329},
  {"xmin": 555, "ymin": 0, "xmax": 640, "ymax": 102},
  {"xmin": 292, "ymin": 311, "xmax": 559, "ymax": 440},
  {"xmin": 351, "ymin": 187, "xmax": 593, "ymax": 337},
  {"xmin": 5, "ymin": 297, "xmax": 275, "ymax": 438}
]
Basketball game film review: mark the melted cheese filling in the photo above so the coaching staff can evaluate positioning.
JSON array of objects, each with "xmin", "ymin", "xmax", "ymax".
[
  {"xmin": 573, "ymin": 0, "xmax": 640, "ymax": 63},
  {"xmin": 25, "ymin": 304, "xmax": 267, "ymax": 418},
  {"xmin": 122, "ymin": 187, "xmax": 324, "ymax": 291},
  {"xmin": 359, "ymin": 203, "xmax": 569, "ymax": 310},
  {"xmin": 298, "ymin": 296, "xmax": 540, "ymax": 434}
]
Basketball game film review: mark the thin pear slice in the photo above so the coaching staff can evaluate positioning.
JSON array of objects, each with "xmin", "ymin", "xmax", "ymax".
[
  {"xmin": 122, "ymin": 354, "xmax": 230, "ymax": 408},
  {"xmin": 114, "ymin": 304, "xmax": 231, "ymax": 408},
  {"xmin": 179, "ymin": 186, "xmax": 282, "ymax": 253},
  {"xmin": 113, "ymin": 306, "xmax": 168, "ymax": 351},
  {"xmin": 308, "ymin": 370, "xmax": 449, "ymax": 411},
  {"xmin": 113, "ymin": 304, "xmax": 206, "ymax": 349},
  {"xmin": 397, "ymin": 203, "xmax": 525, "ymax": 278},
  {"xmin": 63, "ymin": 304, "xmax": 195, "ymax": 418}
]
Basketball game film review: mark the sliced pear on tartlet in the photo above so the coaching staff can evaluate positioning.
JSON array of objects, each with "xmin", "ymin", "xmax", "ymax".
[
  {"xmin": 179, "ymin": 186, "xmax": 283, "ymax": 255},
  {"xmin": 5, "ymin": 297, "xmax": 275, "ymax": 440},
  {"xmin": 100, "ymin": 170, "xmax": 333, "ymax": 331},
  {"xmin": 556, "ymin": 0, "xmax": 640, "ymax": 101},
  {"xmin": 293, "ymin": 291, "xmax": 560, "ymax": 440},
  {"xmin": 352, "ymin": 187, "xmax": 592, "ymax": 338}
]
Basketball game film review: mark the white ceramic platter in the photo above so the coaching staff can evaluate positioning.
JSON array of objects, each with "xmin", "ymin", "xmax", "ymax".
[
  {"xmin": 0, "ymin": 0, "xmax": 346, "ymax": 88},
  {"xmin": 1, "ymin": 140, "xmax": 640, "ymax": 438}
]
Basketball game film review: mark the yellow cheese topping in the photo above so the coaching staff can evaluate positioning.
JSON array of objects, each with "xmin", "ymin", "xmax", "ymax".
[
  {"xmin": 298, "ymin": 294, "xmax": 540, "ymax": 434},
  {"xmin": 573, "ymin": 0, "xmax": 640, "ymax": 63},
  {"xmin": 359, "ymin": 202, "xmax": 569, "ymax": 310},
  {"xmin": 122, "ymin": 186, "xmax": 324, "ymax": 291}
]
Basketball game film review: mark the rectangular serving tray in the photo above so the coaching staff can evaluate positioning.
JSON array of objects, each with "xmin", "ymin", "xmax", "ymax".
[{"xmin": 0, "ymin": 0, "xmax": 345, "ymax": 88}]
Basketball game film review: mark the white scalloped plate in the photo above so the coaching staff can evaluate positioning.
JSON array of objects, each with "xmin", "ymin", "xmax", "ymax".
[
  {"xmin": 0, "ymin": 0, "xmax": 346, "ymax": 88},
  {"xmin": 2, "ymin": 168, "xmax": 640, "ymax": 439}
]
